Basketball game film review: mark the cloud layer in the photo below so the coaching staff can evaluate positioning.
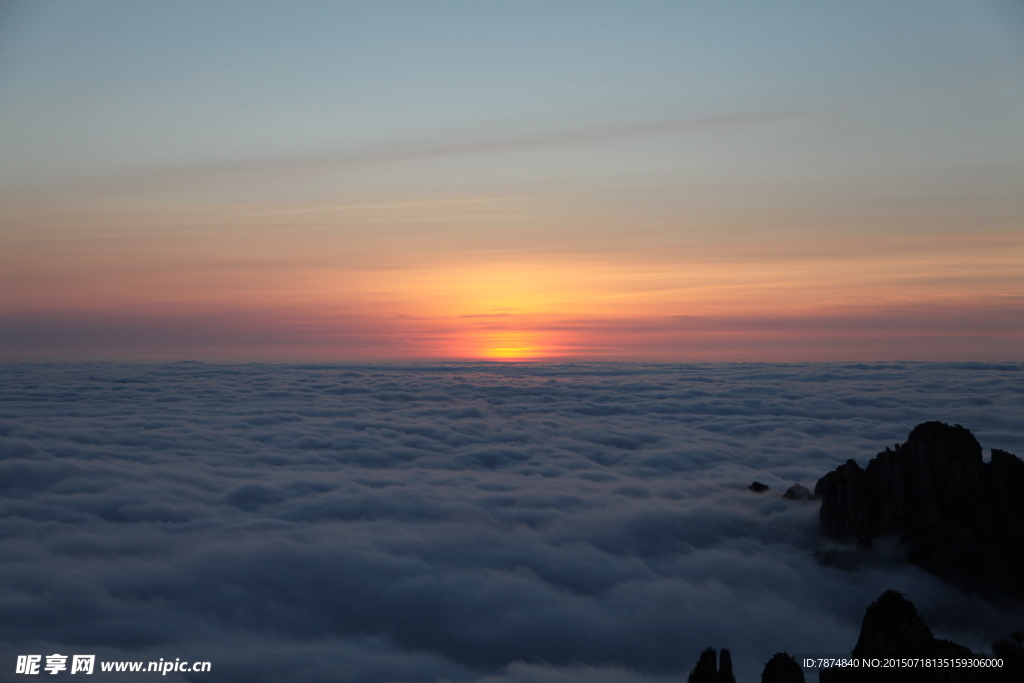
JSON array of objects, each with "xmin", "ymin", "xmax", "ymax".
[{"xmin": 0, "ymin": 362, "xmax": 1021, "ymax": 681}]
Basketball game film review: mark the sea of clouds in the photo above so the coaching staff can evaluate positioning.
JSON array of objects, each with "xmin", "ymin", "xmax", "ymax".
[{"xmin": 1, "ymin": 362, "xmax": 1022, "ymax": 682}]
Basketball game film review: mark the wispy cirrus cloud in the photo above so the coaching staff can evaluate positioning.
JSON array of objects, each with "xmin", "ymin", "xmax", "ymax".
[{"xmin": 38, "ymin": 110, "xmax": 794, "ymax": 195}]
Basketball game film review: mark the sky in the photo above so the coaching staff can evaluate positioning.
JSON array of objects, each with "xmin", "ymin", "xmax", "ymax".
[{"xmin": 1, "ymin": 0, "xmax": 1023, "ymax": 361}]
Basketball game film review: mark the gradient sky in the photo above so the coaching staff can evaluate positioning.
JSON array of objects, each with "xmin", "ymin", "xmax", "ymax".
[{"xmin": 2, "ymin": 0, "xmax": 1023, "ymax": 361}]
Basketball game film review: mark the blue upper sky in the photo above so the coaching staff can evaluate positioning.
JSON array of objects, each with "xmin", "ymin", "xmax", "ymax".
[{"xmin": 4, "ymin": 0, "xmax": 1022, "ymax": 198}]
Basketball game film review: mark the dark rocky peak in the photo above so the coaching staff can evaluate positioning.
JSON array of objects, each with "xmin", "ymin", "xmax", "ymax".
[
  {"xmin": 991, "ymin": 630, "xmax": 1024, "ymax": 679},
  {"xmin": 815, "ymin": 422, "xmax": 1024, "ymax": 599},
  {"xmin": 820, "ymin": 590, "xmax": 1018, "ymax": 682},
  {"xmin": 907, "ymin": 420, "xmax": 982, "ymax": 453},
  {"xmin": 783, "ymin": 484, "xmax": 813, "ymax": 500},
  {"xmin": 761, "ymin": 652, "xmax": 804, "ymax": 682},
  {"xmin": 848, "ymin": 590, "xmax": 967, "ymax": 660},
  {"xmin": 991, "ymin": 448, "xmax": 1024, "ymax": 471},
  {"xmin": 719, "ymin": 648, "xmax": 735, "ymax": 683},
  {"xmin": 749, "ymin": 481, "xmax": 770, "ymax": 493},
  {"xmin": 689, "ymin": 648, "xmax": 717, "ymax": 683},
  {"xmin": 687, "ymin": 647, "xmax": 736, "ymax": 683}
]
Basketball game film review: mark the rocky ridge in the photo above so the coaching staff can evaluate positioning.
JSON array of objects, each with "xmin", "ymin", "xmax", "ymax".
[
  {"xmin": 687, "ymin": 422, "xmax": 1024, "ymax": 681},
  {"xmin": 814, "ymin": 421, "xmax": 1024, "ymax": 599},
  {"xmin": 687, "ymin": 591, "xmax": 1022, "ymax": 682},
  {"xmin": 819, "ymin": 590, "xmax": 1022, "ymax": 683},
  {"xmin": 687, "ymin": 647, "xmax": 736, "ymax": 683}
]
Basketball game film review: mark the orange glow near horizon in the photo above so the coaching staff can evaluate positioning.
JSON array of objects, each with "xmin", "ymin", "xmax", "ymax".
[
  {"xmin": 465, "ymin": 330, "xmax": 557, "ymax": 361},
  {"xmin": 3, "ymin": 216, "xmax": 1023, "ymax": 361}
]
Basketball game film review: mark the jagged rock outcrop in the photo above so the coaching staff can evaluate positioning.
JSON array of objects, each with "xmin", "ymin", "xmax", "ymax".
[
  {"xmin": 820, "ymin": 590, "xmax": 1020, "ymax": 682},
  {"xmin": 827, "ymin": 590, "xmax": 973, "ymax": 682},
  {"xmin": 687, "ymin": 647, "xmax": 736, "ymax": 683},
  {"xmin": 689, "ymin": 648, "xmax": 718, "ymax": 683},
  {"xmin": 990, "ymin": 631, "xmax": 1024, "ymax": 680},
  {"xmin": 749, "ymin": 481, "xmax": 770, "ymax": 493},
  {"xmin": 761, "ymin": 652, "xmax": 804, "ymax": 682},
  {"xmin": 689, "ymin": 592, "xmax": 1021, "ymax": 683},
  {"xmin": 814, "ymin": 422, "xmax": 1024, "ymax": 598},
  {"xmin": 783, "ymin": 484, "xmax": 812, "ymax": 500},
  {"xmin": 719, "ymin": 648, "xmax": 736, "ymax": 683}
]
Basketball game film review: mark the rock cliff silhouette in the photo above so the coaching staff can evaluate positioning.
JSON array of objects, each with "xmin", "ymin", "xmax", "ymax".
[
  {"xmin": 687, "ymin": 648, "xmax": 803, "ymax": 682},
  {"xmin": 684, "ymin": 590, "xmax": 1022, "ymax": 682},
  {"xmin": 761, "ymin": 653, "xmax": 805, "ymax": 682},
  {"xmin": 820, "ymin": 590, "xmax": 1022, "ymax": 683},
  {"xmin": 685, "ymin": 423, "xmax": 1023, "ymax": 681},
  {"xmin": 687, "ymin": 647, "xmax": 736, "ymax": 683},
  {"xmin": 814, "ymin": 422, "xmax": 1024, "ymax": 599}
]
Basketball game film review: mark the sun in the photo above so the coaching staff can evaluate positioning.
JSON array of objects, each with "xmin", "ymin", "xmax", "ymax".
[{"xmin": 473, "ymin": 331, "xmax": 549, "ymax": 361}]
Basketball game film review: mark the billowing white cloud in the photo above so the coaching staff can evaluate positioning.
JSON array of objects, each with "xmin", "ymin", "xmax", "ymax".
[{"xmin": 0, "ymin": 362, "xmax": 1021, "ymax": 681}]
